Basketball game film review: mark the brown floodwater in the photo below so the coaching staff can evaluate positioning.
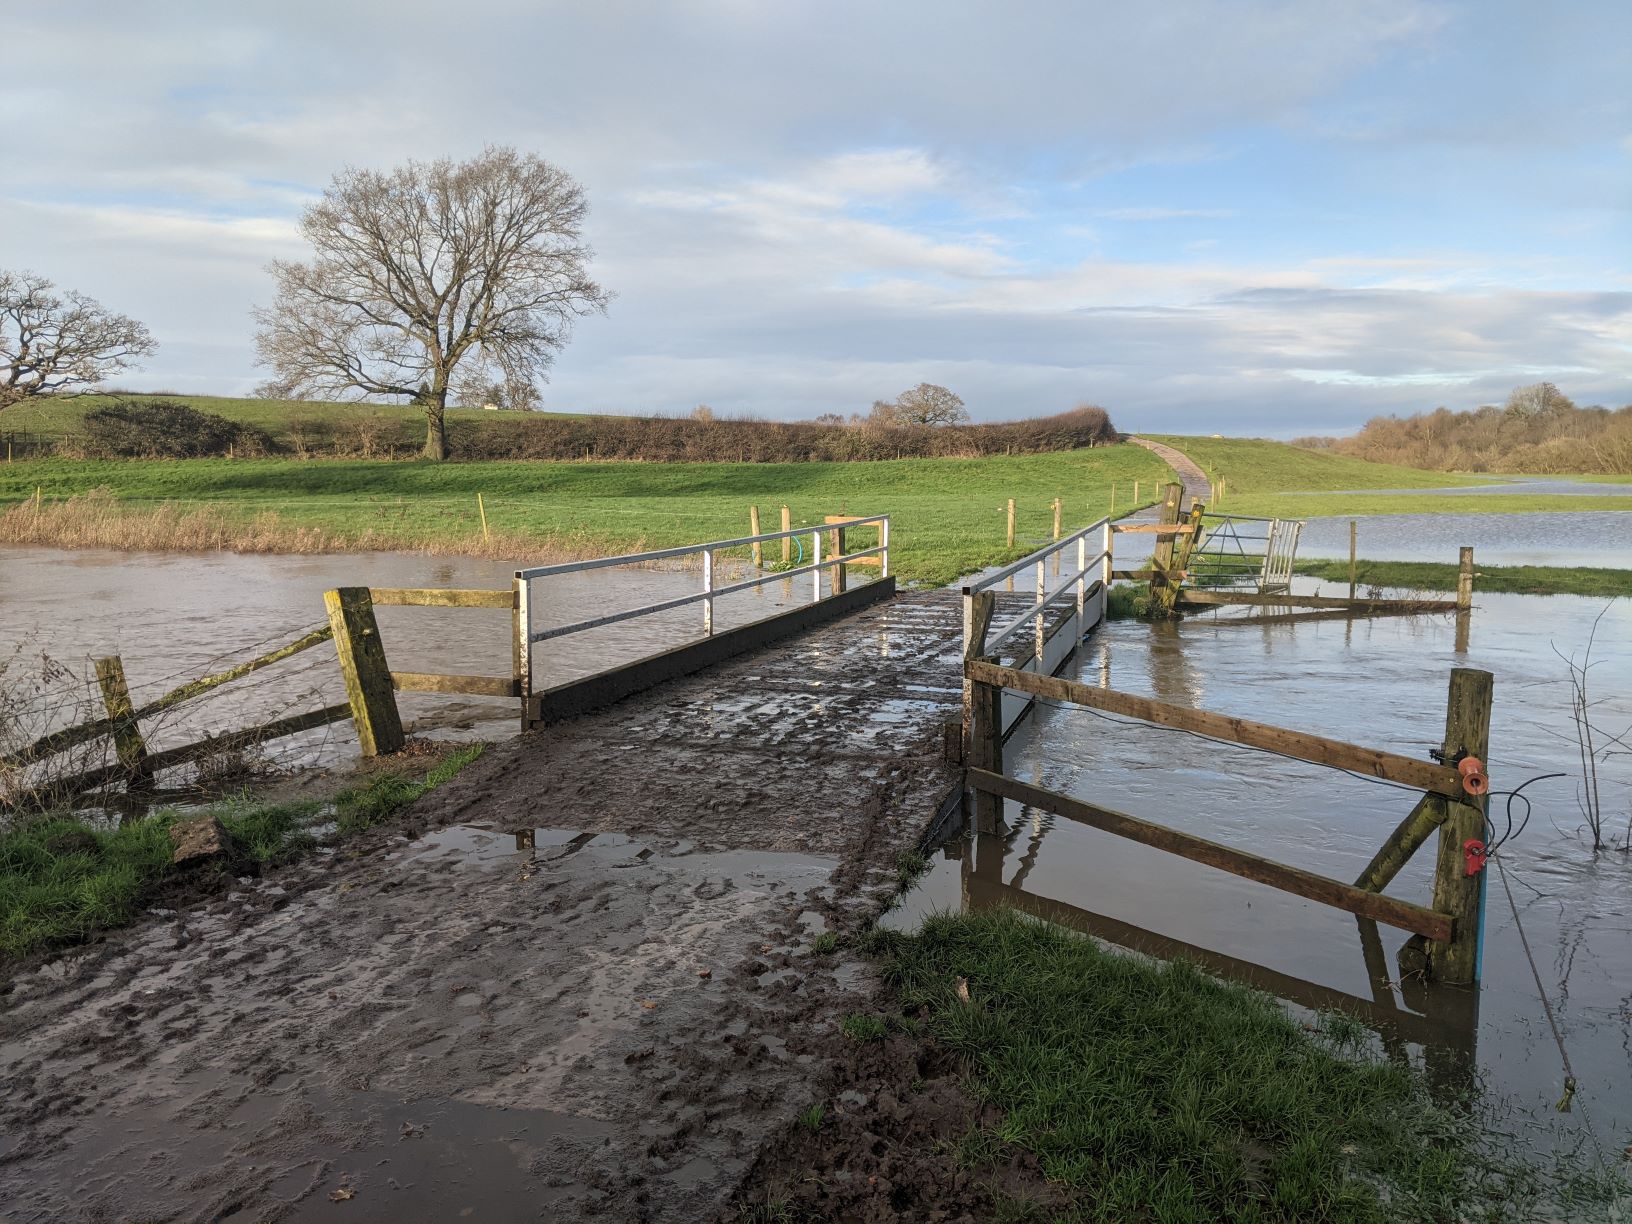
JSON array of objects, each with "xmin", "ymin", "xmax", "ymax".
[
  {"xmin": 890, "ymin": 590, "xmax": 1632, "ymax": 1155},
  {"xmin": 0, "ymin": 545, "xmax": 802, "ymax": 779}
]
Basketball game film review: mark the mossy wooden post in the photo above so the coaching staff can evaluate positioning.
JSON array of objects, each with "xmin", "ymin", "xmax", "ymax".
[
  {"xmin": 780, "ymin": 504, "xmax": 791, "ymax": 564},
  {"xmin": 1172, "ymin": 500, "xmax": 1205, "ymax": 583},
  {"xmin": 325, "ymin": 587, "xmax": 404, "ymax": 757},
  {"xmin": 1148, "ymin": 483, "xmax": 1185, "ymax": 614},
  {"xmin": 749, "ymin": 505, "xmax": 762, "ymax": 568},
  {"xmin": 1427, "ymin": 667, "xmax": 1493, "ymax": 985},
  {"xmin": 964, "ymin": 591, "xmax": 1003, "ymax": 835},
  {"xmin": 95, "ymin": 655, "xmax": 151, "ymax": 790},
  {"xmin": 1006, "ymin": 499, "xmax": 1016, "ymax": 548}
]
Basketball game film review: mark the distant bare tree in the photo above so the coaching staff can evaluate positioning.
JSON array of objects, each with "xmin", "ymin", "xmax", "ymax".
[
  {"xmin": 690, "ymin": 404, "xmax": 715, "ymax": 423},
  {"xmin": 888, "ymin": 382, "xmax": 968, "ymax": 426},
  {"xmin": 0, "ymin": 270, "xmax": 155, "ymax": 410},
  {"xmin": 254, "ymin": 147, "xmax": 610, "ymax": 459},
  {"xmin": 1505, "ymin": 381, "xmax": 1574, "ymax": 418},
  {"xmin": 812, "ymin": 412, "xmax": 846, "ymax": 426}
]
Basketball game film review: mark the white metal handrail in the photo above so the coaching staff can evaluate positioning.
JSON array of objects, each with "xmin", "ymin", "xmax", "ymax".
[
  {"xmin": 516, "ymin": 516, "xmax": 890, "ymax": 683},
  {"xmin": 963, "ymin": 517, "xmax": 1112, "ymax": 659}
]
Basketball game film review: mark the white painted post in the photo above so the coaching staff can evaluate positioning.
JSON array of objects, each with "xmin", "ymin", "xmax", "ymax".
[
  {"xmin": 1035, "ymin": 559, "xmax": 1047, "ymax": 657},
  {"xmin": 702, "ymin": 546, "xmax": 715, "ymax": 635},
  {"xmin": 880, "ymin": 516, "xmax": 890, "ymax": 579},
  {"xmin": 514, "ymin": 572, "xmax": 532, "ymax": 730},
  {"xmin": 811, "ymin": 530, "xmax": 823, "ymax": 601},
  {"xmin": 1076, "ymin": 532, "xmax": 1088, "ymax": 619}
]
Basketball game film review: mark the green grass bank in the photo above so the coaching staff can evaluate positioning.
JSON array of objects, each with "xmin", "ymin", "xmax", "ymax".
[
  {"xmin": 1296, "ymin": 559, "xmax": 1632, "ymax": 598},
  {"xmin": 0, "ymin": 745, "xmax": 482, "ymax": 964},
  {"xmin": 794, "ymin": 910, "xmax": 1626, "ymax": 1222}
]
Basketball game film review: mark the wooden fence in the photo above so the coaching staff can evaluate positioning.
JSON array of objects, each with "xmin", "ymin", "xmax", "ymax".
[{"xmin": 963, "ymin": 614, "xmax": 1494, "ymax": 985}]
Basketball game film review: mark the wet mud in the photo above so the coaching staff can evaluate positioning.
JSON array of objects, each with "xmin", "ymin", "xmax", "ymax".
[{"xmin": 0, "ymin": 593, "xmax": 967, "ymax": 1221}]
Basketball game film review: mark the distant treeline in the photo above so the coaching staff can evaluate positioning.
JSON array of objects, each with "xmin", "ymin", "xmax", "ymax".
[
  {"xmin": 1293, "ymin": 384, "xmax": 1632, "ymax": 473},
  {"xmin": 61, "ymin": 400, "xmax": 1121, "ymax": 463}
]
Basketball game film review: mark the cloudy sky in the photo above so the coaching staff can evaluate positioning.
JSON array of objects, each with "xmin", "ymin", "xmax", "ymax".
[{"xmin": 4, "ymin": 1, "xmax": 1628, "ymax": 434}]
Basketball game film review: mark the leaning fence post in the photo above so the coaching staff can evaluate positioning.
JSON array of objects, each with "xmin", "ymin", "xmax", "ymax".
[
  {"xmin": 325, "ymin": 587, "xmax": 404, "ymax": 757},
  {"xmin": 1427, "ymin": 667, "xmax": 1493, "ymax": 985},
  {"xmin": 95, "ymin": 655, "xmax": 151, "ymax": 790}
]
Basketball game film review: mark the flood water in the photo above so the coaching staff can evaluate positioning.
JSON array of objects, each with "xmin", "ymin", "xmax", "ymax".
[
  {"xmin": 890, "ymin": 592, "xmax": 1632, "ymax": 1156},
  {"xmin": 0, "ymin": 546, "xmax": 802, "ymax": 779},
  {"xmin": 1298, "ymin": 510, "xmax": 1631, "ymax": 567}
]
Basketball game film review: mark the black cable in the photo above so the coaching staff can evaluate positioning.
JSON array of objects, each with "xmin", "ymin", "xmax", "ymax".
[{"xmin": 1484, "ymin": 772, "xmax": 1567, "ymax": 855}]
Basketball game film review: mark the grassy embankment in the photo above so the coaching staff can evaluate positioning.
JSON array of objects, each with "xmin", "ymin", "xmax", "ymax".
[
  {"xmin": 0, "ymin": 448, "xmax": 1172, "ymax": 588},
  {"xmin": 1296, "ymin": 559, "xmax": 1632, "ymax": 598},
  {"xmin": 0, "ymin": 745, "xmax": 482, "ymax": 963},
  {"xmin": 1149, "ymin": 434, "xmax": 1632, "ymax": 517},
  {"xmin": 793, "ymin": 910, "xmax": 1625, "ymax": 1221}
]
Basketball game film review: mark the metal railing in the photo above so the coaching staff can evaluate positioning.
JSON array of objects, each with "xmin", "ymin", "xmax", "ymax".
[
  {"xmin": 515, "ymin": 515, "xmax": 890, "ymax": 685},
  {"xmin": 963, "ymin": 518, "xmax": 1112, "ymax": 659}
]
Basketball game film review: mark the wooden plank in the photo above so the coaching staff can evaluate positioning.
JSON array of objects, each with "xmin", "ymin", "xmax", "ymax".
[
  {"xmin": 1178, "ymin": 590, "xmax": 1459, "ymax": 612},
  {"xmin": 964, "ymin": 874, "xmax": 1443, "ymax": 1046},
  {"xmin": 967, "ymin": 768, "xmax": 1452, "ymax": 941},
  {"xmin": 1429, "ymin": 668, "xmax": 1493, "ymax": 985},
  {"xmin": 1111, "ymin": 523, "xmax": 1198, "ymax": 535},
  {"xmin": 966, "ymin": 659, "xmax": 1466, "ymax": 798},
  {"xmin": 1111, "ymin": 568, "xmax": 1187, "ymax": 582},
  {"xmin": 1355, "ymin": 793, "xmax": 1447, "ymax": 893},
  {"xmin": 390, "ymin": 671, "xmax": 520, "ymax": 698},
  {"xmin": 366, "ymin": 587, "xmax": 514, "ymax": 608},
  {"xmin": 325, "ymin": 587, "xmax": 405, "ymax": 756},
  {"xmin": 49, "ymin": 704, "xmax": 353, "ymax": 798},
  {"xmin": 2, "ymin": 626, "xmax": 335, "ymax": 769}
]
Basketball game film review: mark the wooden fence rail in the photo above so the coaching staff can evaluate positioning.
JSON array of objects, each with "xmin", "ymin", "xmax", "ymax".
[{"xmin": 964, "ymin": 656, "xmax": 1494, "ymax": 984}]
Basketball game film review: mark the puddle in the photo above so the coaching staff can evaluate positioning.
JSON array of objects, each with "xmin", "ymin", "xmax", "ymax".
[{"xmin": 891, "ymin": 592, "xmax": 1632, "ymax": 1151}]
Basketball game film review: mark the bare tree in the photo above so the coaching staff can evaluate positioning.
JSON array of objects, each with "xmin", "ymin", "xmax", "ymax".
[
  {"xmin": 254, "ymin": 147, "xmax": 610, "ymax": 459},
  {"xmin": 1, "ymin": 270, "xmax": 156, "ymax": 409},
  {"xmin": 888, "ymin": 382, "xmax": 968, "ymax": 426},
  {"xmin": 1504, "ymin": 381, "xmax": 1574, "ymax": 418}
]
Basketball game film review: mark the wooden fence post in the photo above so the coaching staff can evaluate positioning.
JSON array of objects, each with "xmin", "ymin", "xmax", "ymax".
[
  {"xmin": 95, "ymin": 656, "xmax": 151, "ymax": 789},
  {"xmin": 325, "ymin": 587, "xmax": 405, "ymax": 756},
  {"xmin": 1349, "ymin": 521, "xmax": 1358, "ymax": 600},
  {"xmin": 1456, "ymin": 546, "xmax": 1474, "ymax": 610},
  {"xmin": 1052, "ymin": 497, "xmax": 1062, "ymax": 540},
  {"xmin": 780, "ymin": 505, "xmax": 791, "ymax": 564},
  {"xmin": 749, "ymin": 505, "xmax": 762, "ymax": 568},
  {"xmin": 1427, "ymin": 667, "xmax": 1493, "ymax": 985},
  {"xmin": 964, "ymin": 591, "xmax": 1003, "ymax": 835},
  {"xmin": 1006, "ymin": 499, "xmax": 1016, "ymax": 548},
  {"xmin": 1148, "ymin": 483, "xmax": 1185, "ymax": 614}
]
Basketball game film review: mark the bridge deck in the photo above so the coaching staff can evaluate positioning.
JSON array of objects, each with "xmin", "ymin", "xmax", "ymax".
[{"xmin": 1, "ymin": 591, "xmax": 972, "ymax": 1221}]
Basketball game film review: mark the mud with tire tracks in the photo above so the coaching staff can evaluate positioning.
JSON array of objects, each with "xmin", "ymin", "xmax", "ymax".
[{"xmin": 0, "ymin": 592, "xmax": 969, "ymax": 1222}]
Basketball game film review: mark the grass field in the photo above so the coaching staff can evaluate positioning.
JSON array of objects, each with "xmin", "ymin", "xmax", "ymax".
[{"xmin": 0, "ymin": 448, "xmax": 1172, "ymax": 587}]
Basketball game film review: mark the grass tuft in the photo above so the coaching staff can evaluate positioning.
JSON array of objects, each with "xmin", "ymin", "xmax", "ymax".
[{"xmin": 840, "ymin": 1013, "xmax": 889, "ymax": 1042}]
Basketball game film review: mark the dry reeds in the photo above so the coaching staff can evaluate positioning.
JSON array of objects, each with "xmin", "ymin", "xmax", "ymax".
[{"xmin": 0, "ymin": 489, "xmax": 611, "ymax": 564}]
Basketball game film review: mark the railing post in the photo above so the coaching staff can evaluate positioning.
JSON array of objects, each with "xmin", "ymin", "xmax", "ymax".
[
  {"xmin": 964, "ymin": 591, "xmax": 1003, "ymax": 835},
  {"xmin": 702, "ymin": 546, "xmax": 715, "ymax": 635},
  {"xmin": 880, "ymin": 516, "xmax": 890, "ymax": 579},
  {"xmin": 749, "ymin": 506, "xmax": 762, "ymax": 569},
  {"xmin": 1035, "ymin": 558, "xmax": 1046, "ymax": 657},
  {"xmin": 512, "ymin": 574, "xmax": 533, "ymax": 731},
  {"xmin": 1100, "ymin": 519, "xmax": 1113, "ymax": 592},
  {"xmin": 325, "ymin": 586, "xmax": 404, "ymax": 757},
  {"xmin": 95, "ymin": 655, "xmax": 151, "ymax": 790},
  {"xmin": 780, "ymin": 504, "xmax": 792, "ymax": 564},
  {"xmin": 811, "ymin": 530, "xmax": 822, "ymax": 601},
  {"xmin": 833, "ymin": 523, "xmax": 848, "ymax": 594},
  {"xmin": 1076, "ymin": 532, "xmax": 1088, "ymax": 620},
  {"xmin": 1427, "ymin": 667, "xmax": 1493, "ymax": 985}
]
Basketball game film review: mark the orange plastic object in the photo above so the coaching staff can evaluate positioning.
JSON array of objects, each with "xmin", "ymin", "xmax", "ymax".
[
  {"xmin": 1458, "ymin": 755, "xmax": 1488, "ymax": 796},
  {"xmin": 1463, "ymin": 838, "xmax": 1487, "ymax": 876}
]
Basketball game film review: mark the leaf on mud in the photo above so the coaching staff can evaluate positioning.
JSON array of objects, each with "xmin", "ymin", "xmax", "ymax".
[
  {"xmin": 639, "ymin": 999, "xmax": 658, "ymax": 1010},
  {"xmin": 329, "ymin": 1186, "xmax": 356, "ymax": 1202},
  {"xmin": 697, "ymin": 968, "xmax": 712, "ymax": 980},
  {"xmin": 955, "ymin": 977, "xmax": 970, "ymax": 1003}
]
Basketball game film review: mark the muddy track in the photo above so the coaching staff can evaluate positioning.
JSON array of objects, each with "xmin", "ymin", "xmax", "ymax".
[
  {"xmin": 1128, "ymin": 436, "xmax": 1211, "ymax": 509},
  {"xmin": 0, "ymin": 592, "xmax": 966, "ymax": 1222}
]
